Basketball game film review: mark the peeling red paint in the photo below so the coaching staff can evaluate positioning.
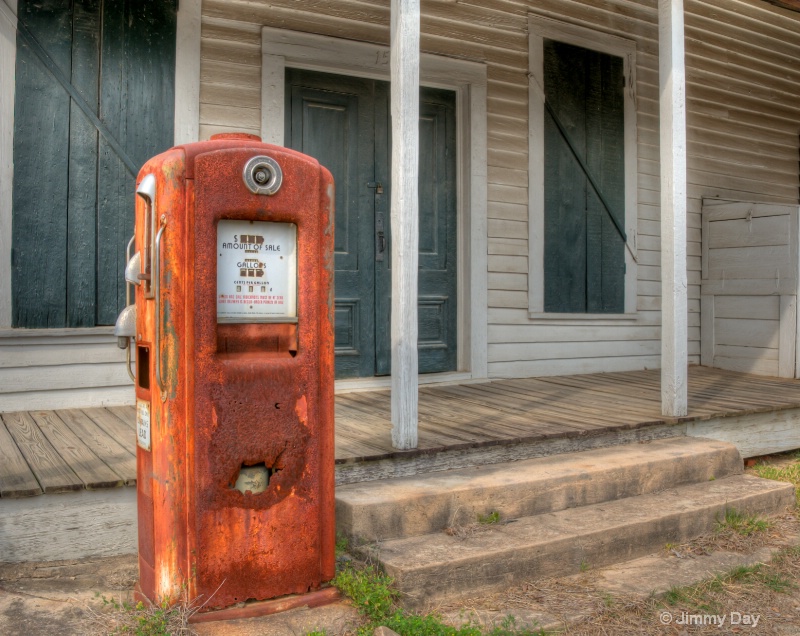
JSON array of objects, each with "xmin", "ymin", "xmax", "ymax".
[{"xmin": 295, "ymin": 395, "xmax": 308, "ymax": 427}]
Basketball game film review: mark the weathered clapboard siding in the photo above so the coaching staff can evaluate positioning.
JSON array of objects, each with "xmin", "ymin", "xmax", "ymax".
[
  {"xmin": 701, "ymin": 200, "xmax": 800, "ymax": 378},
  {"xmin": 198, "ymin": 0, "xmax": 800, "ymax": 381},
  {"xmin": 0, "ymin": 330, "xmax": 134, "ymax": 413},
  {"xmin": 684, "ymin": 0, "xmax": 800, "ymax": 206}
]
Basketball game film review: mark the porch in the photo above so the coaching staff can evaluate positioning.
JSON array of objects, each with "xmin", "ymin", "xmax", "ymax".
[
  {"xmin": 2, "ymin": 366, "xmax": 800, "ymax": 500},
  {"xmin": 2, "ymin": 365, "xmax": 800, "ymax": 562}
]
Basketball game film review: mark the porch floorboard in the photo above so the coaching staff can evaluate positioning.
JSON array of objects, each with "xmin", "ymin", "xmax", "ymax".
[{"xmin": 2, "ymin": 366, "xmax": 800, "ymax": 498}]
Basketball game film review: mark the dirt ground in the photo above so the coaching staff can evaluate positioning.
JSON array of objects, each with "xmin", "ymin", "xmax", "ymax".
[
  {"xmin": 3, "ymin": 515, "xmax": 799, "ymax": 635},
  {"xmin": 438, "ymin": 511, "xmax": 800, "ymax": 635},
  {"xmin": 0, "ymin": 554, "xmax": 138, "ymax": 636},
  {"xmin": 0, "ymin": 556, "xmax": 358, "ymax": 636}
]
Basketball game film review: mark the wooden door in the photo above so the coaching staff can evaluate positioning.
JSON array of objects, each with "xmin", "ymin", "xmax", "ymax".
[
  {"xmin": 286, "ymin": 71, "xmax": 378, "ymax": 378},
  {"xmin": 12, "ymin": 0, "xmax": 177, "ymax": 327},
  {"xmin": 701, "ymin": 199, "xmax": 800, "ymax": 378},
  {"xmin": 543, "ymin": 40, "xmax": 625, "ymax": 314},
  {"xmin": 285, "ymin": 69, "xmax": 457, "ymax": 378}
]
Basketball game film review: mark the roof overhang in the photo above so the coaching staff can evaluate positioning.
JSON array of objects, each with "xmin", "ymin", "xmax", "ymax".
[{"xmin": 763, "ymin": 0, "xmax": 800, "ymax": 13}]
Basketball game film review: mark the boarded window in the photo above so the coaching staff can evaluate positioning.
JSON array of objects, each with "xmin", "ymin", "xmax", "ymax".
[
  {"xmin": 543, "ymin": 40, "xmax": 625, "ymax": 314},
  {"xmin": 12, "ymin": 0, "xmax": 176, "ymax": 328}
]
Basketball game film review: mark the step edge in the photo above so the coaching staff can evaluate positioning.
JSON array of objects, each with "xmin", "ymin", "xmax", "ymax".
[
  {"xmin": 337, "ymin": 441, "xmax": 747, "ymax": 539},
  {"xmin": 337, "ymin": 437, "xmax": 742, "ymax": 497},
  {"xmin": 372, "ymin": 476, "xmax": 795, "ymax": 568},
  {"xmin": 375, "ymin": 481, "xmax": 795, "ymax": 609}
]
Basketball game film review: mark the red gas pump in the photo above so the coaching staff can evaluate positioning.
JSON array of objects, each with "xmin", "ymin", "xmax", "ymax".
[{"xmin": 115, "ymin": 133, "xmax": 335, "ymax": 611}]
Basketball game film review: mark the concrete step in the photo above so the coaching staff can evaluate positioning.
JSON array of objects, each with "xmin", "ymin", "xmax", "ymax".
[
  {"xmin": 364, "ymin": 474, "xmax": 795, "ymax": 610},
  {"xmin": 336, "ymin": 436, "xmax": 743, "ymax": 541}
]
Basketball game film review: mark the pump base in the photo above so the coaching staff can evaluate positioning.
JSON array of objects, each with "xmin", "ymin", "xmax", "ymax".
[{"xmin": 187, "ymin": 586, "xmax": 341, "ymax": 624}]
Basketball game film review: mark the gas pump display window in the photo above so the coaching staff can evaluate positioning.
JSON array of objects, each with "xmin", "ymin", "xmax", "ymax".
[{"xmin": 217, "ymin": 220, "xmax": 297, "ymax": 322}]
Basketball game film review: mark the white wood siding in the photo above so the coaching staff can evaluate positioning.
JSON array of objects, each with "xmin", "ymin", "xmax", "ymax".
[
  {"xmin": 687, "ymin": 1, "xmax": 800, "ymax": 380},
  {"xmin": 198, "ymin": 0, "xmax": 800, "ymax": 379},
  {"xmin": 701, "ymin": 200, "xmax": 800, "ymax": 378},
  {"xmin": 0, "ymin": 330, "xmax": 134, "ymax": 413}
]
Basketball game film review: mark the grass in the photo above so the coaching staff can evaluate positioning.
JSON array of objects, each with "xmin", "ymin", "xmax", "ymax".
[
  {"xmin": 550, "ymin": 544, "xmax": 800, "ymax": 635},
  {"xmin": 478, "ymin": 512, "xmax": 501, "ymax": 525},
  {"xmin": 89, "ymin": 594, "xmax": 197, "ymax": 635},
  {"xmin": 752, "ymin": 459, "xmax": 800, "ymax": 506},
  {"xmin": 445, "ymin": 511, "xmax": 504, "ymax": 540},
  {"xmin": 666, "ymin": 505, "xmax": 776, "ymax": 558},
  {"xmin": 332, "ymin": 561, "xmax": 547, "ymax": 635},
  {"xmin": 335, "ymin": 533, "xmax": 350, "ymax": 557},
  {"xmin": 714, "ymin": 507, "xmax": 771, "ymax": 537},
  {"xmin": 660, "ymin": 557, "xmax": 795, "ymax": 615}
]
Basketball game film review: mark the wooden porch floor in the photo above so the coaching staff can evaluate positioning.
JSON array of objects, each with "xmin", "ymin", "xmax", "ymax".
[{"xmin": 2, "ymin": 366, "xmax": 800, "ymax": 498}]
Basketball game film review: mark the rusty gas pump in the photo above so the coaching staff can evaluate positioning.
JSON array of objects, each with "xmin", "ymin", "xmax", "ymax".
[{"xmin": 115, "ymin": 133, "xmax": 335, "ymax": 611}]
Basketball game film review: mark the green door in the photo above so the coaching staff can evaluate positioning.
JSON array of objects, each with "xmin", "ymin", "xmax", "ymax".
[
  {"xmin": 286, "ymin": 69, "xmax": 457, "ymax": 379},
  {"xmin": 12, "ymin": 0, "xmax": 177, "ymax": 327},
  {"xmin": 543, "ymin": 40, "xmax": 625, "ymax": 314}
]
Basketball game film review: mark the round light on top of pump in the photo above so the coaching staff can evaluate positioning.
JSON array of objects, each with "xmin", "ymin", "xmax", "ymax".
[{"xmin": 243, "ymin": 155, "xmax": 283, "ymax": 195}]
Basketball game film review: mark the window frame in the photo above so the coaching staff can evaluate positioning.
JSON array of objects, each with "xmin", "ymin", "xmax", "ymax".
[{"xmin": 528, "ymin": 15, "xmax": 639, "ymax": 321}]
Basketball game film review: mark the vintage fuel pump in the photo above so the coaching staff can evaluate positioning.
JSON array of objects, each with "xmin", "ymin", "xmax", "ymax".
[{"xmin": 114, "ymin": 134, "xmax": 335, "ymax": 610}]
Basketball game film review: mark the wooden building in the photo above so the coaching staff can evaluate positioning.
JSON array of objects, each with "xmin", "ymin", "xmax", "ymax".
[
  {"xmin": 1, "ymin": 0, "xmax": 800, "ymax": 451},
  {"xmin": 3, "ymin": 0, "xmax": 800, "ymax": 572}
]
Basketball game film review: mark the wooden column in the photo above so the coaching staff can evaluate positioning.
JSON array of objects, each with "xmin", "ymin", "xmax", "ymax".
[
  {"xmin": 390, "ymin": 0, "xmax": 420, "ymax": 449},
  {"xmin": 0, "ymin": 0, "xmax": 17, "ymax": 328},
  {"xmin": 173, "ymin": 0, "xmax": 202, "ymax": 145},
  {"xmin": 658, "ymin": 0, "xmax": 688, "ymax": 417}
]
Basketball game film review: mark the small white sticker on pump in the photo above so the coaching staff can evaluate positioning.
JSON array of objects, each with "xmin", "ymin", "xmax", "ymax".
[{"xmin": 137, "ymin": 399, "xmax": 151, "ymax": 451}]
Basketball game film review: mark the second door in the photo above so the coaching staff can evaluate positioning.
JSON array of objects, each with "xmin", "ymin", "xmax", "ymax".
[{"xmin": 285, "ymin": 69, "xmax": 457, "ymax": 378}]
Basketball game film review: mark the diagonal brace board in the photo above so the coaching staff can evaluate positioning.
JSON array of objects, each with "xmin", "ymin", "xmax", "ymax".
[
  {"xmin": 544, "ymin": 98, "xmax": 637, "ymax": 264},
  {"xmin": 3, "ymin": 3, "xmax": 139, "ymax": 177}
]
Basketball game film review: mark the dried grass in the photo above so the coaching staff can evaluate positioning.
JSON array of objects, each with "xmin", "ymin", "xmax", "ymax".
[{"xmin": 438, "ymin": 508, "xmax": 800, "ymax": 635}]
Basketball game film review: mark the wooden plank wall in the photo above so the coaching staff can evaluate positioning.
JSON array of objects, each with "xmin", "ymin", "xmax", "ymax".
[
  {"xmin": 687, "ymin": 0, "xmax": 800, "ymax": 379},
  {"xmin": 198, "ymin": 0, "xmax": 800, "ymax": 379},
  {"xmin": 0, "ymin": 331, "xmax": 133, "ymax": 413},
  {"xmin": 701, "ymin": 200, "xmax": 799, "ymax": 377},
  {"xmin": 712, "ymin": 295, "xmax": 781, "ymax": 376}
]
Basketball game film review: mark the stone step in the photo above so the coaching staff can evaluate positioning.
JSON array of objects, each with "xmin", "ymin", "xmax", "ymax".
[
  {"xmin": 336, "ymin": 436, "xmax": 743, "ymax": 541},
  {"xmin": 364, "ymin": 474, "xmax": 795, "ymax": 610}
]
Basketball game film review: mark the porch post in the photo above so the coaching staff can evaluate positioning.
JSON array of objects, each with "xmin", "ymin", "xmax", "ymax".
[
  {"xmin": 658, "ymin": 0, "xmax": 688, "ymax": 417},
  {"xmin": 389, "ymin": 0, "xmax": 420, "ymax": 449},
  {"xmin": 0, "ymin": 0, "xmax": 17, "ymax": 328},
  {"xmin": 173, "ymin": 0, "xmax": 202, "ymax": 145}
]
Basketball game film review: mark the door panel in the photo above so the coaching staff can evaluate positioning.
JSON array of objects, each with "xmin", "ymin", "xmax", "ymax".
[
  {"xmin": 375, "ymin": 88, "xmax": 458, "ymax": 375},
  {"xmin": 285, "ymin": 70, "xmax": 457, "ymax": 378},
  {"xmin": 286, "ymin": 70, "xmax": 377, "ymax": 378},
  {"xmin": 418, "ymin": 90, "xmax": 458, "ymax": 374},
  {"xmin": 543, "ymin": 39, "xmax": 625, "ymax": 314},
  {"xmin": 12, "ymin": 0, "xmax": 73, "ymax": 328}
]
